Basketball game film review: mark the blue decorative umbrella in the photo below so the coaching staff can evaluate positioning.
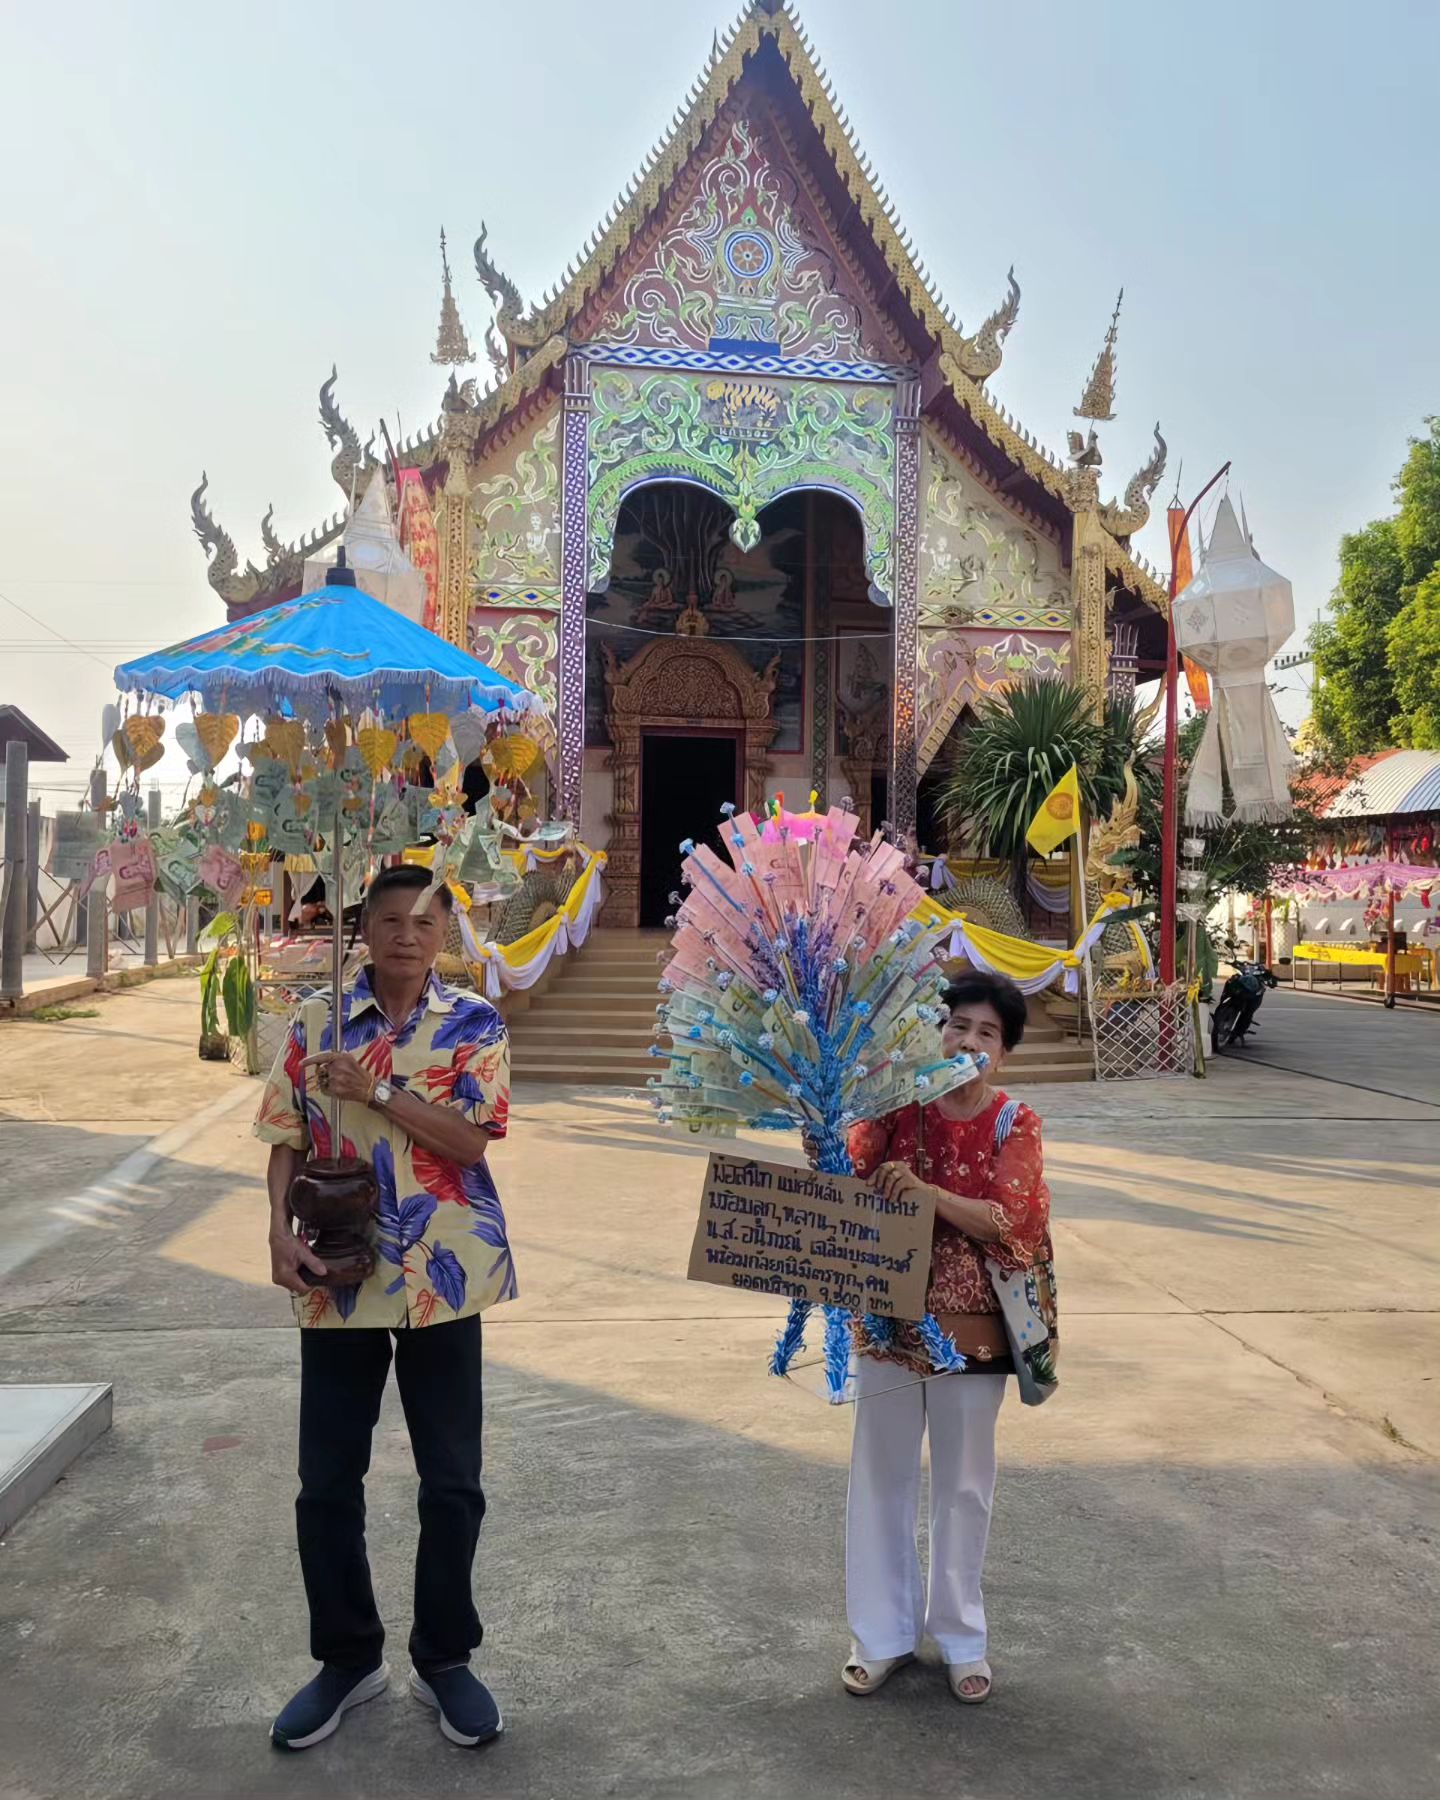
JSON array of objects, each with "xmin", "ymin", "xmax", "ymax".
[
  {"xmin": 110, "ymin": 556, "xmax": 540, "ymax": 1152},
  {"xmin": 114, "ymin": 568, "xmax": 535, "ymax": 720}
]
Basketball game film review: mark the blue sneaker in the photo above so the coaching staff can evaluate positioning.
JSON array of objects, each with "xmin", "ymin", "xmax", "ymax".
[
  {"xmin": 271, "ymin": 1661, "xmax": 389, "ymax": 1750},
  {"xmin": 409, "ymin": 1664, "xmax": 503, "ymax": 1746}
]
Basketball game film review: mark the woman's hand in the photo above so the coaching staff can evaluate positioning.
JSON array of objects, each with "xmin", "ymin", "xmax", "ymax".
[
  {"xmin": 301, "ymin": 1051, "xmax": 375, "ymax": 1105},
  {"xmin": 873, "ymin": 1160, "xmax": 935, "ymax": 1208}
]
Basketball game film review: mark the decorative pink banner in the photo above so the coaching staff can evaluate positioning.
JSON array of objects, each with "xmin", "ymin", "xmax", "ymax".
[{"xmin": 1272, "ymin": 861, "xmax": 1440, "ymax": 902}]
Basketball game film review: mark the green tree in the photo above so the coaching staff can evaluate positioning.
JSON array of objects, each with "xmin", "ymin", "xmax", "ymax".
[
  {"xmin": 1388, "ymin": 567, "xmax": 1440, "ymax": 748},
  {"xmin": 1310, "ymin": 418, "xmax": 1440, "ymax": 755},
  {"xmin": 1309, "ymin": 518, "xmax": 1405, "ymax": 755}
]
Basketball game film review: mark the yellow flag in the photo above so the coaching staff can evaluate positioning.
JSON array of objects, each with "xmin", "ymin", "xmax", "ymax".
[{"xmin": 1026, "ymin": 764, "xmax": 1081, "ymax": 855}]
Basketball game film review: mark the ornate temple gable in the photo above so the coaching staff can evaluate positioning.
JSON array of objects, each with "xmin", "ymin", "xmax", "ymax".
[
  {"xmin": 579, "ymin": 105, "xmax": 901, "ymax": 364},
  {"xmin": 468, "ymin": 404, "xmax": 562, "ymax": 605},
  {"xmin": 915, "ymin": 427, "xmax": 1072, "ymax": 776},
  {"xmin": 190, "ymin": 2, "xmax": 1169, "ymax": 628},
  {"xmin": 918, "ymin": 427, "xmax": 1068, "ymax": 631},
  {"xmin": 496, "ymin": 7, "xmax": 1005, "ymax": 382}
]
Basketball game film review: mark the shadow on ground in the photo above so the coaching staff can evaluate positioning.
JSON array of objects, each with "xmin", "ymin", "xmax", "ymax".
[{"xmin": 0, "ymin": 1330, "xmax": 1435, "ymax": 1800}]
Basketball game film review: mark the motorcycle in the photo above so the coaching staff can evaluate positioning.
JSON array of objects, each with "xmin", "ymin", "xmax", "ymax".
[{"xmin": 1210, "ymin": 959, "xmax": 1279, "ymax": 1053}]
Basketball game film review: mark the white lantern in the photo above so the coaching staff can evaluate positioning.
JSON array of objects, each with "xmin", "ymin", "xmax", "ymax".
[{"xmin": 1173, "ymin": 495, "xmax": 1295, "ymax": 825}]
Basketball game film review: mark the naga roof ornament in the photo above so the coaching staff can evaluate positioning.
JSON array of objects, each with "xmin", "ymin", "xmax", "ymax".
[
  {"xmin": 1074, "ymin": 288, "xmax": 1123, "ymax": 423},
  {"xmin": 318, "ymin": 366, "xmax": 380, "ymax": 503},
  {"xmin": 1100, "ymin": 423, "xmax": 1168, "ymax": 539},
  {"xmin": 431, "ymin": 228, "xmax": 476, "ymax": 367},
  {"xmin": 191, "ymin": 473, "xmax": 262, "ymax": 608},
  {"xmin": 946, "ymin": 266, "xmax": 1021, "ymax": 382},
  {"xmin": 473, "ymin": 224, "xmax": 525, "ymax": 366}
]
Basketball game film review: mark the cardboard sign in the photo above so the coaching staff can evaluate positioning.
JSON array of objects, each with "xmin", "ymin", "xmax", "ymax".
[
  {"xmin": 687, "ymin": 1153, "xmax": 935, "ymax": 1320},
  {"xmin": 51, "ymin": 811, "xmax": 104, "ymax": 882}
]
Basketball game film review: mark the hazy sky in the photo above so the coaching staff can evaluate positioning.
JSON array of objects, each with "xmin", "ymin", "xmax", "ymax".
[{"xmin": 3, "ymin": 0, "xmax": 1437, "ymax": 805}]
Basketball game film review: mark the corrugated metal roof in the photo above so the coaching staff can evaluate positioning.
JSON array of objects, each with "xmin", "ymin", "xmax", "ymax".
[
  {"xmin": 1298, "ymin": 748, "xmax": 1395, "ymax": 813},
  {"xmin": 1326, "ymin": 749, "xmax": 1440, "ymax": 817}
]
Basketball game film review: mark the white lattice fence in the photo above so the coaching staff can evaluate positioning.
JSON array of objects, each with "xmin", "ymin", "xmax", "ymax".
[{"xmin": 1089, "ymin": 981, "xmax": 1197, "ymax": 1081}]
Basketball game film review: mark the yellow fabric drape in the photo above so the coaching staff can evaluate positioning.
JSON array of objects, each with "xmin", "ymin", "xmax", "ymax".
[{"xmin": 483, "ymin": 853, "xmax": 606, "ymax": 969}]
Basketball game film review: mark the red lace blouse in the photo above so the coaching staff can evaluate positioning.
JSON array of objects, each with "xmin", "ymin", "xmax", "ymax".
[{"xmin": 847, "ymin": 1091, "xmax": 1051, "ymax": 1324}]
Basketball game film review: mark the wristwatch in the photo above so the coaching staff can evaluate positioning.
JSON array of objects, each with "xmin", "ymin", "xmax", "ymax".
[{"xmin": 371, "ymin": 1078, "xmax": 394, "ymax": 1109}]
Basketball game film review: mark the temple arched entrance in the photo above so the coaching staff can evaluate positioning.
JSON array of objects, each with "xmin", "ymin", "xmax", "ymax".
[{"xmin": 585, "ymin": 479, "xmax": 893, "ymax": 924}]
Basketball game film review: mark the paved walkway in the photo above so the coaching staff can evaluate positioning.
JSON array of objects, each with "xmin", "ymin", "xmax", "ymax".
[{"xmin": 0, "ymin": 983, "xmax": 1436, "ymax": 1798}]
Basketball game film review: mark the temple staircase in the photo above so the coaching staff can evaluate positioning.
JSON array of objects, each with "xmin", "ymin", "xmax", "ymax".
[{"xmin": 507, "ymin": 930, "xmax": 1093, "ymax": 1087}]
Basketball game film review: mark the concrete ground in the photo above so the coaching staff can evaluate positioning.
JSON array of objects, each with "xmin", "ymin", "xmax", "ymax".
[{"xmin": 0, "ymin": 979, "xmax": 1436, "ymax": 1799}]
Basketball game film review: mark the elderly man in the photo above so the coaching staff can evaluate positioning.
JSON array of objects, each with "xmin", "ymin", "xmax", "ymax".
[{"xmin": 254, "ymin": 864, "xmax": 512, "ymax": 1752}]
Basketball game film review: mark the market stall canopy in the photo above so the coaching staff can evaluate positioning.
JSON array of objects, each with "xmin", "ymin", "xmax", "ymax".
[
  {"xmin": 1271, "ymin": 862, "xmax": 1440, "ymax": 902},
  {"xmin": 113, "ymin": 570, "xmax": 540, "ymax": 721}
]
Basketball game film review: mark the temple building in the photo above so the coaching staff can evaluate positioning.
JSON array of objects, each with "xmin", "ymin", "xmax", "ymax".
[{"xmin": 190, "ymin": 0, "xmax": 1171, "ymax": 929}]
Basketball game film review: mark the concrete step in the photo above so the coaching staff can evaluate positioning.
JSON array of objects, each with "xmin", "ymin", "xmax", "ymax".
[
  {"xmin": 0, "ymin": 1384, "xmax": 114, "ymax": 1533},
  {"xmin": 556, "ymin": 973, "xmax": 669, "ymax": 992},
  {"xmin": 512, "ymin": 1023, "xmax": 667, "ymax": 1050},
  {"xmin": 511, "ymin": 1053, "xmax": 657, "ymax": 1083},
  {"xmin": 1003, "ymin": 1061, "xmax": 1094, "ymax": 1084},
  {"xmin": 523, "ymin": 994, "xmax": 661, "ymax": 1020}
]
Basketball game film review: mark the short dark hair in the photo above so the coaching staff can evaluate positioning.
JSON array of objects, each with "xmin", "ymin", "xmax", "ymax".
[
  {"xmin": 361, "ymin": 864, "xmax": 454, "ymax": 914},
  {"xmin": 940, "ymin": 970, "xmax": 1027, "ymax": 1050}
]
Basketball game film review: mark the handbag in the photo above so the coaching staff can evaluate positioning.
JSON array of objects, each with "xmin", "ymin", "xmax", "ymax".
[{"xmin": 917, "ymin": 1099, "xmax": 1059, "ymax": 1406}]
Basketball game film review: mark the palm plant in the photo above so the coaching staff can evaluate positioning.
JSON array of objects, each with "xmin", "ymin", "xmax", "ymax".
[{"xmin": 937, "ymin": 678, "xmax": 1108, "ymax": 909}]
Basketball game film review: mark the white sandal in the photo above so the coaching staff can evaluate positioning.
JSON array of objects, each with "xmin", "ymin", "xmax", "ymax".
[
  {"xmin": 946, "ymin": 1658, "xmax": 993, "ymax": 1704},
  {"xmin": 840, "ymin": 1650, "xmax": 914, "ymax": 1695}
]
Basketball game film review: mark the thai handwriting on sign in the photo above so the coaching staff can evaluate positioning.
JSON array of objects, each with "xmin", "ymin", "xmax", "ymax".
[{"xmin": 686, "ymin": 1153, "xmax": 936, "ymax": 1321}]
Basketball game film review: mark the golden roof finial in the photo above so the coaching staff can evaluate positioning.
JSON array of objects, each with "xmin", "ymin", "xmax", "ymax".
[
  {"xmin": 1074, "ymin": 287, "xmax": 1122, "ymax": 422},
  {"xmin": 431, "ymin": 228, "xmax": 476, "ymax": 367}
]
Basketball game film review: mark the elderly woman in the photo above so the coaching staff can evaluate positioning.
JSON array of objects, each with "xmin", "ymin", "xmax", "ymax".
[{"xmin": 840, "ymin": 969, "xmax": 1053, "ymax": 1705}]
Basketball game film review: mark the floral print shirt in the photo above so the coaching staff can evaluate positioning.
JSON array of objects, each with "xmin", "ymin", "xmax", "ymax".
[
  {"xmin": 254, "ymin": 966, "xmax": 513, "ymax": 1330},
  {"xmin": 847, "ymin": 1092, "xmax": 1051, "ymax": 1369}
]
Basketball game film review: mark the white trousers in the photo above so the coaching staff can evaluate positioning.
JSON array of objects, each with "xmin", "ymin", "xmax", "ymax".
[{"xmin": 845, "ymin": 1355, "xmax": 1006, "ymax": 1665}]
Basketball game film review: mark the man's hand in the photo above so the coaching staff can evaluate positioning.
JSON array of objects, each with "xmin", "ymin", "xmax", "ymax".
[
  {"xmin": 873, "ymin": 1160, "xmax": 934, "ymax": 1208},
  {"xmin": 301, "ymin": 1051, "xmax": 375, "ymax": 1105},
  {"xmin": 269, "ymin": 1224, "xmax": 328, "ymax": 1295}
]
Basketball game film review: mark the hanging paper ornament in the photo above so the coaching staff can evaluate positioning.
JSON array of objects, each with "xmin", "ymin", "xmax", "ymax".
[
  {"xmin": 482, "ymin": 734, "xmax": 542, "ymax": 782},
  {"xmin": 122, "ymin": 714, "xmax": 166, "ymax": 771},
  {"xmin": 448, "ymin": 709, "xmax": 489, "ymax": 769},
  {"xmin": 357, "ymin": 725, "xmax": 399, "ymax": 778},
  {"xmin": 193, "ymin": 711, "xmax": 240, "ymax": 768},
  {"xmin": 400, "ymin": 743, "xmax": 427, "ymax": 779},
  {"xmin": 324, "ymin": 717, "xmax": 352, "ymax": 766},
  {"xmin": 368, "ymin": 797, "xmax": 412, "ymax": 855},
  {"xmin": 267, "ymin": 796, "xmax": 312, "ymax": 855},
  {"xmin": 111, "ymin": 728, "xmax": 133, "ymax": 772},
  {"xmin": 406, "ymin": 712, "xmax": 452, "ymax": 761},
  {"xmin": 262, "ymin": 716, "xmax": 305, "ymax": 772}
]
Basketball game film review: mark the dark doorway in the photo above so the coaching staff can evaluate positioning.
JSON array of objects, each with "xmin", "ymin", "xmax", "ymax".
[{"xmin": 640, "ymin": 732, "xmax": 740, "ymax": 927}]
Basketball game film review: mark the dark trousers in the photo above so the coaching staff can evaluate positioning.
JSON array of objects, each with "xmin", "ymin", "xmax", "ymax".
[{"xmin": 296, "ymin": 1315, "xmax": 485, "ymax": 1674}]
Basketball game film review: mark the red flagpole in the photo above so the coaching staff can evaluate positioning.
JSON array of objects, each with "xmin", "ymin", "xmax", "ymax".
[{"xmin": 1161, "ymin": 462, "xmax": 1230, "ymax": 983}]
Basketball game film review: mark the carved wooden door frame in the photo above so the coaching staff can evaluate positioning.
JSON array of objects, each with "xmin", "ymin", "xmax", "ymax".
[{"xmin": 601, "ymin": 634, "xmax": 779, "ymax": 927}]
